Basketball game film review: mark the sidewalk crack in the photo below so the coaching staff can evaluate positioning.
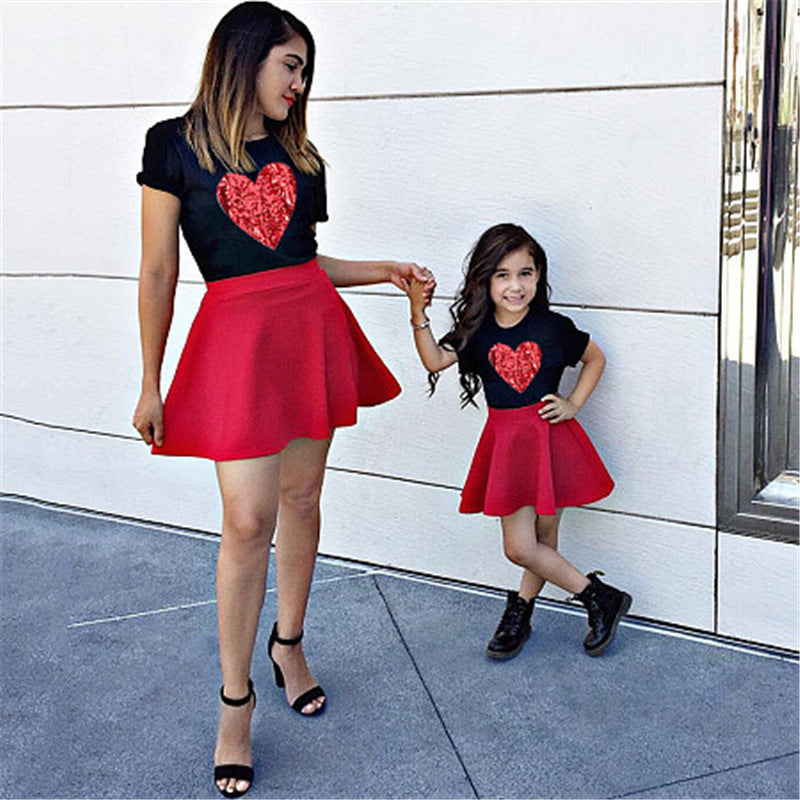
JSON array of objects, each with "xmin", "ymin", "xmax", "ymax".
[
  {"xmin": 610, "ymin": 750, "xmax": 800, "ymax": 798},
  {"xmin": 372, "ymin": 575, "xmax": 480, "ymax": 799}
]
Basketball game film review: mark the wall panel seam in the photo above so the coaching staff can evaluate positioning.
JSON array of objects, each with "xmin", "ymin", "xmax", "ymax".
[
  {"xmin": 0, "ymin": 274, "xmax": 720, "ymax": 318},
  {"xmin": 1, "ymin": 413, "xmax": 138, "ymax": 442},
  {"xmin": 0, "ymin": 80, "xmax": 724, "ymax": 112},
  {"xmin": 2, "ymin": 414, "xmax": 717, "ymax": 532}
]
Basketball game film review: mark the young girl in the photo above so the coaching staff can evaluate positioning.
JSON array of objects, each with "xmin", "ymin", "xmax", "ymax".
[
  {"xmin": 406, "ymin": 223, "xmax": 631, "ymax": 661},
  {"xmin": 132, "ymin": 3, "xmax": 432, "ymax": 796}
]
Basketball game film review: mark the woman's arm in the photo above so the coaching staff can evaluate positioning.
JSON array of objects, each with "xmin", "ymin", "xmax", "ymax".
[
  {"xmin": 131, "ymin": 186, "xmax": 181, "ymax": 446},
  {"xmin": 407, "ymin": 279, "xmax": 458, "ymax": 374},
  {"xmin": 539, "ymin": 340, "xmax": 606, "ymax": 423},
  {"xmin": 317, "ymin": 253, "xmax": 432, "ymax": 295}
]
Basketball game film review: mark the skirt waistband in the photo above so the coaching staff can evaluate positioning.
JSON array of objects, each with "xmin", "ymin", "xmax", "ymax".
[
  {"xmin": 205, "ymin": 259, "xmax": 321, "ymax": 299},
  {"xmin": 487, "ymin": 401, "xmax": 547, "ymax": 418}
]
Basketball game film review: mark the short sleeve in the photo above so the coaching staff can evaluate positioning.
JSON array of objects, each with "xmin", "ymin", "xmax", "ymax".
[
  {"xmin": 312, "ymin": 160, "xmax": 329, "ymax": 223},
  {"xmin": 558, "ymin": 314, "xmax": 591, "ymax": 366},
  {"xmin": 136, "ymin": 119, "xmax": 184, "ymax": 198}
]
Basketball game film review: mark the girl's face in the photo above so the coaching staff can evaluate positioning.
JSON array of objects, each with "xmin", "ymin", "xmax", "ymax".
[
  {"xmin": 254, "ymin": 35, "xmax": 308, "ymax": 122},
  {"xmin": 489, "ymin": 246, "xmax": 539, "ymax": 325}
]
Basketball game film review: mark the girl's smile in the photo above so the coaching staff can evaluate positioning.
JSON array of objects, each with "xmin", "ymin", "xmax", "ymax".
[{"xmin": 490, "ymin": 247, "xmax": 540, "ymax": 327}]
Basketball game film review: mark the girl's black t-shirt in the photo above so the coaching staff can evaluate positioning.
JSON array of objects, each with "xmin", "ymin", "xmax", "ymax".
[
  {"xmin": 458, "ymin": 307, "xmax": 590, "ymax": 409},
  {"xmin": 136, "ymin": 117, "xmax": 328, "ymax": 282}
]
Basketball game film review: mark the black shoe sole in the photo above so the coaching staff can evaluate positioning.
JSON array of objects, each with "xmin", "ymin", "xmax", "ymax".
[
  {"xmin": 486, "ymin": 626, "xmax": 531, "ymax": 660},
  {"xmin": 584, "ymin": 593, "xmax": 632, "ymax": 657}
]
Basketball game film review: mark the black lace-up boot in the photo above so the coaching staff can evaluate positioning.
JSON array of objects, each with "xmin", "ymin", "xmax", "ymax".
[
  {"xmin": 486, "ymin": 591, "xmax": 535, "ymax": 660},
  {"xmin": 573, "ymin": 571, "xmax": 632, "ymax": 656}
]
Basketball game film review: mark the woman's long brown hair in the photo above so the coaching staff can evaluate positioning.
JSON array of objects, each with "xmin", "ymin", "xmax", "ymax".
[
  {"xmin": 432, "ymin": 223, "xmax": 551, "ymax": 407},
  {"xmin": 184, "ymin": 1, "xmax": 321, "ymax": 175}
]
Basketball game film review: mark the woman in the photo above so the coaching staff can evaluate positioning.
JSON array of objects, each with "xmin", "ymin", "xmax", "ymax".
[{"xmin": 132, "ymin": 3, "xmax": 433, "ymax": 796}]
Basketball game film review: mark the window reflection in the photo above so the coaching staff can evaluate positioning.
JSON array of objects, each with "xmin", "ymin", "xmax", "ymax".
[{"xmin": 720, "ymin": 0, "xmax": 798, "ymax": 540}]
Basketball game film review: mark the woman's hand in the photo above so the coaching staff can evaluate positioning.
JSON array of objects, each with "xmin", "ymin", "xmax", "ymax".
[
  {"xmin": 316, "ymin": 256, "xmax": 436, "ymax": 304},
  {"xmin": 539, "ymin": 393, "xmax": 579, "ymax": 424},
  {"xmin": 389, "ymin": 262, "xmax": 436, "ymax": 306},
  {"xmin": 132, "ymin": 388, "xmax": 165, "ymax": 446}
]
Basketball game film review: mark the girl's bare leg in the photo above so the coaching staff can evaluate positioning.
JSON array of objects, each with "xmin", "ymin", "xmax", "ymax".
[
  {"xmin": 270, "ymin": 436, "xmax": 332, "ymax": 715},
  {"xmin": 517, "ymin": 510, "xmax": 562, "ymax": 600},
  {"xmin": 214, "ymin": 455, "xmax": 281, "ymax": 796},
  {"xmin": 502, "ymin": 506, "xmax": 589, "ymax": 595}
]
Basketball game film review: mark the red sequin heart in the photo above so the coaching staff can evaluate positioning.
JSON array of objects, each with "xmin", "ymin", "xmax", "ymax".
[
  {"xmin": 217, "ymin": 162, "xmax": 297, "ymax": 249},
  {"xmin": 489, "ymin": 341, "xmax": 542, "ymax": 393}
]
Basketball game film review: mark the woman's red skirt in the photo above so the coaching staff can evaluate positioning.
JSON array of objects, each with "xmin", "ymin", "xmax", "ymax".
[
  {"xmin": 152, "ymin": 259, "xmax": 400, "ymax": 460},
  {"xmin": 459, "ymin": 402, "xmax": 614, "ymax": 517}
]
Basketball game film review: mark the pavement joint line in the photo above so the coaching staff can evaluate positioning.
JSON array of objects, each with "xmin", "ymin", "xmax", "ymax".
[
  {"xmin": 67, "ymin": 599, "xmax": 216, "ymax": 629},
  {"xmin": 65, "ymin": 570, "xmax": 381, "ymax": 629},
  {"xmin": 371, "ymin": 574, "xmax": 481, "ymax": 799},
  {"xmin": 609, "ymin": 749, "xmax": 800, "ymax": 799},
  {"xmin": 7, "ymin": 496, "xmax": 797, "ymax": 663}
]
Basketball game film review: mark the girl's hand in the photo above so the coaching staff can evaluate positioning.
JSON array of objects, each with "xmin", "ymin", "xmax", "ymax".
[
  {"xmin": 132, "ymin": 388, "xmax": 165, "ymax": 446},
  {"xmin": 404, "ymin": 278, "xmax": 458, "ymax": 374},
  {"xmin": 390, "ymin": 262, "xmax": 436, "ymax": 306},
  {"xmin": 539, "ymin": 393, "xmax": 578, "ymax": 424},
  {"xmin": 407, "ymin": 277, "xmax": 431, "ymax": 315}
]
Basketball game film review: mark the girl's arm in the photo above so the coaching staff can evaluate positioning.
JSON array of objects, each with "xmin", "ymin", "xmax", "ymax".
[
  {"xmin": 407, "ymin": 279, "xmax": 458, "ymax": 374},
  {"xmin": 317, "ymin": 253, "xmax": 433, "ymax": 296},
  {"xmin": 540, "ymin": 340, "xmax": 606, "ymax": 423},
  {"xmin": 131, "ymin": 187, "xmax": 181, "ymax": 446}
]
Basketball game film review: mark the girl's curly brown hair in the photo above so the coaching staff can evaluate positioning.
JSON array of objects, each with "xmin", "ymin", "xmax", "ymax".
[{"xmin": 431, "ymin": 223, "xmax": 551, "ymax": 407}]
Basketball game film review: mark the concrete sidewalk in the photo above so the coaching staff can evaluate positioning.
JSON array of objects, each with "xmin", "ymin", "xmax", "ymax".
[{"xmin": 1, "ymin": 497, "xmax": 798, "ymax": 799}]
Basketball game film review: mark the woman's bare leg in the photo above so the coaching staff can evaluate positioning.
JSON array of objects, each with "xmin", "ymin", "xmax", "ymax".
[
  {"xmin": 270, "ymin": 436, "xmax": 332, "ymax": 714},
  {"xmin": 214, "ymin": 455, "xmax": 281, "ymax": 795}
]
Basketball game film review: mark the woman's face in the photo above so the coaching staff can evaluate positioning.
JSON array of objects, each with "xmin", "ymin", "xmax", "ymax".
[{"xmin": 254, "ymin": 35, "xmax": 308, "ymax": 121}]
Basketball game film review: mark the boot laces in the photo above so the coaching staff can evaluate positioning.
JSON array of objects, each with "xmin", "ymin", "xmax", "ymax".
[
  {"xmin": 497, "ymin": 597, "xmax": 529, "ymax": 635},
  {"xmin": 569, "ymin": 570, "xmax": 606, "ymax": 602},
  {"xmin": 569, "ymin": 572, "xmax": 605, "ymax": 631}
]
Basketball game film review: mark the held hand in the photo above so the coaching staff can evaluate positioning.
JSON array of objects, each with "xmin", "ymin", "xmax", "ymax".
[
  {"xmin": 132, "ymin": 388, "xmax": 165, "ymax": 446},
  {"xmin": 538, "ymin": 393, "xmax": 579, "ymax": 424},
  {"xmin": 406, "ymin": 277, "xmax": 431, "ymax": 317},
  {"xmin": 390, "ymin": 262, "xmax": 436, "ymax": 306}
]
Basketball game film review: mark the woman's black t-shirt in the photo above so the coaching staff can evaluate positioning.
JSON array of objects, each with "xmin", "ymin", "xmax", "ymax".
[
  {"xmin": 136, "ymin": 117, "xmax": 328, "ymax": 282},
  {"xmin": 458, "ymin": 307, "xmax": 590, "ymax": 409}
]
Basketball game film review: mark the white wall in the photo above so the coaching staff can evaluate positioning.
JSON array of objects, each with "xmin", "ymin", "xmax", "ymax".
[{"xmin": 2, "ymin": 1, "xmax": 797, "ymax": 649}]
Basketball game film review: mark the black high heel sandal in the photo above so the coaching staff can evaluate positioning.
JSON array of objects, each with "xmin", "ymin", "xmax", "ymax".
[
  {"xmin": 214, "ymin": 679, "xmax": 255, "ymax": 798},
  {"xmin": 267, "ymin": 622, "xmax": 326, "ymax": 716}
]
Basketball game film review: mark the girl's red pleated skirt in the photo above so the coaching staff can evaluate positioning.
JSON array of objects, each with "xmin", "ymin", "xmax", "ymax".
[
  {"xmin": 459, "ymin": 402, "xmax": 614, "ymax": 518},
  {"xmin": 152, "ymin": 259, "xmax": 400, "ymax": 461}
]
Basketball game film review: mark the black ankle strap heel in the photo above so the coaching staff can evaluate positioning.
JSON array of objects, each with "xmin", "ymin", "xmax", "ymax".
[
  {"xmin": 267, "ymin": 622, "xmax": 326, "ymax": 716},
  {"xmin": 272, "ymin": 629, "xmax": 304, "ymax": 646},
  {"xmin": 214, "ymin": 679, "xmax": 255, "ymax": 798},
  {"xmin": 220, "ymin": 679, "xmax": 256, "ymax": 707}
]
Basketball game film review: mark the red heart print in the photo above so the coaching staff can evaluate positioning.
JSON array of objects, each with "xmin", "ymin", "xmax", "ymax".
[
  {"xmin": 489, "ymin": 342, "xmax": 542, "ymax": 393},
  {"xmin": 217, "ymin": 162, "xmax": 297, "ymax": 249}
]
